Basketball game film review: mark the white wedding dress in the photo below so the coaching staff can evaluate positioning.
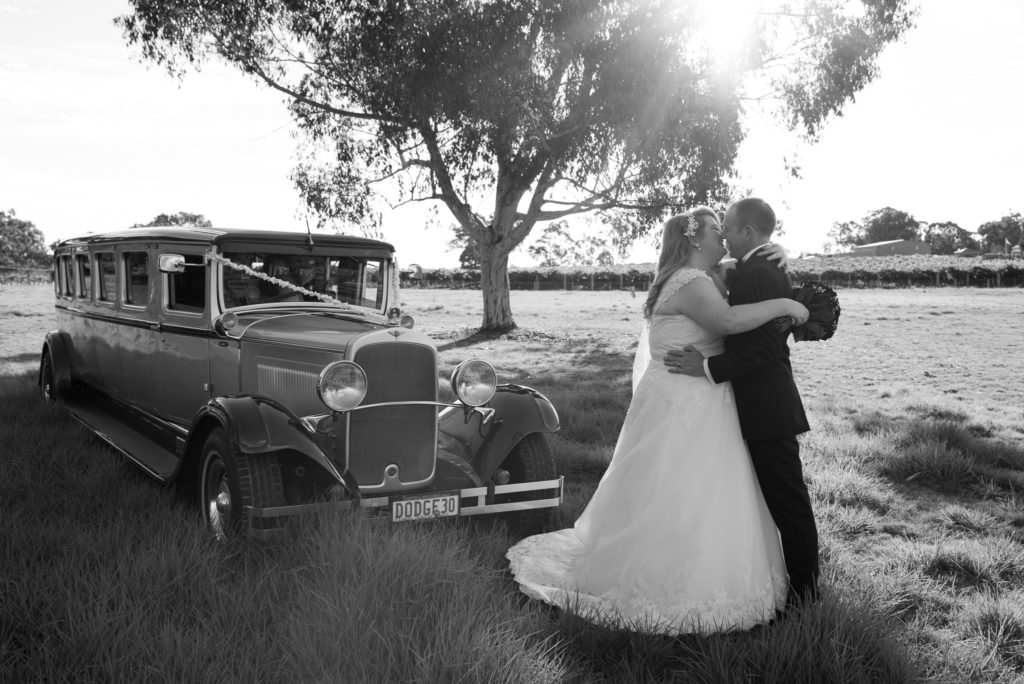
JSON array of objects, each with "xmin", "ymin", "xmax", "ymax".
[{"xmin": 507, "ymin": 268, "xmax": 787, "ymax": 635}]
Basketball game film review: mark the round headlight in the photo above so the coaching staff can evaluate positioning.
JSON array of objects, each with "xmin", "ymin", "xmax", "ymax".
[
  {"xmin": 317, "ymin": 361, "xmax": 367, "ymax": 412},
  {"xmin": 399, "ymin": 314, "xmax": 415, "ymax": 329},
  {"xmin": 450, "ymin": 360, "xmax": 496, "ymax": 407}
]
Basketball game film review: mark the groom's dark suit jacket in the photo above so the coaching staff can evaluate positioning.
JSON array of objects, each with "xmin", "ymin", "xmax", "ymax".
[{"xmin": 707, "ymin": 249, "xmax": 809, "ymax": 440}]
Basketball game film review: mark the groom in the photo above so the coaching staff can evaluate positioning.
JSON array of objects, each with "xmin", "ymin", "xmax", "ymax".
[{"xmin": 665, "ymin": 197, "xmax": 819, "ymax": 608}]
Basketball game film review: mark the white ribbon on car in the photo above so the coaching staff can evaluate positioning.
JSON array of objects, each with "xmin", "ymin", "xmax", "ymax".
[{"xmin": 207, "ymin": 252, "xmax": 391, "ymax": 325}]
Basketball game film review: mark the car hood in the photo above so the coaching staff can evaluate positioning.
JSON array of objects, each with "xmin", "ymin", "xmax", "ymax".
[{"xmin": 227, "ymin": 310, "xmax": 380, "ymax": 351}]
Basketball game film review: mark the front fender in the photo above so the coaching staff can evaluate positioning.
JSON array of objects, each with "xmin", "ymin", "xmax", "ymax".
[
  {"xmin": 439, "ymin": 384, "xmax": 559, "ymax": 480},
  {"xmin": 41, "ymin": 331, "xmax": 74, "ymax": 394},
  {"xmin": 185, "ymin": 396, "xmax": 349, "ymax": 492}
]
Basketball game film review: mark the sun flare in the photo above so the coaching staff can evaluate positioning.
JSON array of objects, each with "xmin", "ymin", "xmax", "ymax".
[{"xmin": 690, "ymin": 0, "xmax": 770, "ymax": 66}]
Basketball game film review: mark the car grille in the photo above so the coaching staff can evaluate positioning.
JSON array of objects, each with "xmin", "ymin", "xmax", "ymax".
[
  {"xmin": 257, "ymin": 364, "xmax": 322, "ymax": 417},
  {"xmin": 349, "ymin": 341, "xmax": 437, "ymax": 489}
]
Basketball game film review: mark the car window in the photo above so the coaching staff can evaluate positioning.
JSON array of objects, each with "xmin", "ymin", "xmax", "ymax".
[
  {"xmin": 59, "ymin": 255, "xmax": 74, "ymax": 297},
  {"xmin": 166, "ymin": 254, "xmax": 206, "ymax": 314},
  {"xmin": 75, "ymin": 254, "xmax": 92, "ymax": 300},
  {"xmin": 220, "ymin": 252, "xmax": 386, "ymax": 310},
  {"xmin": 362, "ymin": 261, "xmax": 382, "ymax": 308},
  {"xmin": 328, "ymin": 257, "xmax": 384, "ymax": 308},
  {"xmin": 96, "ymin": 252, "xmax": 116, "ymax": 303},
  {"xmin": 123, "ymin": 251, "xmax": 149, "ymax": 307}
]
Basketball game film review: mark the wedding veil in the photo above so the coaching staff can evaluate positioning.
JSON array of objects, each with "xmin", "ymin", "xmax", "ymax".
[{"xmin": 631, "ymin": 319, "xmax": 651, "ymax": 393}]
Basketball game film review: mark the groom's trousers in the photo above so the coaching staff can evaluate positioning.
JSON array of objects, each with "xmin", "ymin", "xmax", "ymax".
[{"xmin": 746, "ymin": 437, "xmax": 819, "ymax": 605}]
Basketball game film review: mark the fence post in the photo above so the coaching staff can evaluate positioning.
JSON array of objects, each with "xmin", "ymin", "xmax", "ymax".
[
  {"xmin": 563, "ymin": 272, "xmax": 567, "ymax": 290},
  {"xmin": 590, "ymin": 273, "xmax": 594, "ymax": 290},
  {"xmin": 534, "ymin": 275, "xmax": 540, "ymax": 291}
]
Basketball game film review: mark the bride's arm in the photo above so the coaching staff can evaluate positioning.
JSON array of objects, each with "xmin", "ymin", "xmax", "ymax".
[{"xmin": 660, "ymin": 276, "xmax": 807, "ymax": 336}]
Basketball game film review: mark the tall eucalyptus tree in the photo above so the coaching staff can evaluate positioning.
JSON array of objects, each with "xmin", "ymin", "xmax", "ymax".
[{"xmin": 120, "ymin": 0, "xmax": 915, "ymax": 330}]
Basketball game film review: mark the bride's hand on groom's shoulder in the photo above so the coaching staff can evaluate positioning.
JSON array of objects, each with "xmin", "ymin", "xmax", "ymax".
[
  {"xmin": 664, "ymin": 346, "xmax": 706, "ymax": 376},
  {"xmin": 763, "ymin": 243, "xmax": 789, "ymax": 270}
]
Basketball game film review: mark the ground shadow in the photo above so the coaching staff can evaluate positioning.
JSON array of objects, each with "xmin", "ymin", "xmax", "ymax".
[
  {"xmin": 848, "ymin": 407, "xmax": 1024, "ymax": 498},
  {"xmin": 436, "ymin": 329, "xmax": 508, "ymax": 352},
  {"xmin": 1, "ymin": 352, "xmax": 40, "ymax": 364}
]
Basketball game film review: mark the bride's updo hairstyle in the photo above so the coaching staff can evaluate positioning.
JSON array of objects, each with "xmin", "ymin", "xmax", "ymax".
[{"xmin": 642, "ymin": 206, "xmax": 718, "ymax": 320}]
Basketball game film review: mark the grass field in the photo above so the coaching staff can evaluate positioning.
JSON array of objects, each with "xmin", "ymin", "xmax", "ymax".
[{"xmin": 3, "ymin": 284, "xmax": 1024, "ymax": 682}]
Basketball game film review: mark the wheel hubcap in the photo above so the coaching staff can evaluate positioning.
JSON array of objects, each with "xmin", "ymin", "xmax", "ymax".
[
  {"xmin": 205, "ymin": 458, "xmax": 232, "ymax": 541},
  {"xmin": 216, "ymin": 488, "xmax": 232, "ymax": 514}
]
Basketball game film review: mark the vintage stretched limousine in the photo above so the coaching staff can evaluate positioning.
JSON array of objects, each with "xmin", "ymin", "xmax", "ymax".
[{"xmin": 40, "ymin": 227, "xmax": 562, "ymax": 539}]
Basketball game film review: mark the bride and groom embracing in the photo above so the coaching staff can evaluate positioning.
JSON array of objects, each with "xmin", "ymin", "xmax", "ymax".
[{"xmin": 507, "ymin": 198, "xmax": 820, "ymax": 635}]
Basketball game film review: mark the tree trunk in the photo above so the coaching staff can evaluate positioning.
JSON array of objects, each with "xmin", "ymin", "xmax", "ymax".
[{"xmin": 478, "ymin": 242, "xmax": 515, "ymax": 332}]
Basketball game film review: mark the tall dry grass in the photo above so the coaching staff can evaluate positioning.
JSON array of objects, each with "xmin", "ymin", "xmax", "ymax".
[{"xmin": 3, "ymin": 284, "xmax": 1024, "ymax": 681}]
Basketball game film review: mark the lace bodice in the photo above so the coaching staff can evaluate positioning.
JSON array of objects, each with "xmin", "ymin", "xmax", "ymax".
[{"xmin": 648, "ymin": 268, "xmax": 724, "ymax": 361}]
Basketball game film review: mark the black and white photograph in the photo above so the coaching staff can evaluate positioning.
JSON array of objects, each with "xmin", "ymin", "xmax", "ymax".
[{"xmin": 3, "ymin": 0, "xmax": 1024, "ymax": 681}]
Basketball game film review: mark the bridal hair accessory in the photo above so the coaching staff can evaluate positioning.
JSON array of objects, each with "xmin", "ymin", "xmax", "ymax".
[{"xmin": 684, "ymin": 215, "xmax": 699, "ymax": 238}]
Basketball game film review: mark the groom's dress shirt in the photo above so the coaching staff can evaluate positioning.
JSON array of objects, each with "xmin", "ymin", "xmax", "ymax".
[{"xmin": 701, "ymin": 244, "xmax": 770, "ymax": 383}]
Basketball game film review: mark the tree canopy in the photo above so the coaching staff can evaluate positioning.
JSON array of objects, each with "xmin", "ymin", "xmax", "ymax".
[
  {"xmin": 133, "ymin": 212, "xmax": 213, "ymax": 228},
  {"xmin": 446, "ymin": 223, "xmax": 481, "ymax": 270},
  {"xmin": 0, "ymin": 209, "xmax": 48, "ymax": 268},
  {"xmin": 120, "ymin": 0, "xmax": 916, "ymax": 330},
  {"xmin": 920, "ymin": 221, "xmax": 977, "ymax": 255},
  {"xmin": 528, "ymin": 221, "xmax": 614, "ymax": 267},
  {"xmin": 978, "ymin": 212, "xmax": 1024, "ymax": 253},
  {"xmin": 828, "ymin": 206, "xmax": 921, "ymax": 251},
  {"xmin": 861, "ymin": 206, "xmax": 920, "ymax": 244}
]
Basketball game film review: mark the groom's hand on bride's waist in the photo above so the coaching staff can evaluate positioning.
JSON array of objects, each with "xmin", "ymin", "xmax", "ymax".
[{"xmin": 664, "ymin": 346, "xmax": 706, "ymax": 377}]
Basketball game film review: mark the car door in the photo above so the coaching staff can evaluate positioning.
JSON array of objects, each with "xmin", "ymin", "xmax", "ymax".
[
  {"xmin": 115, "ymin": 246, "xmax": 158, "ymax": 412},
  {"xmin": 92, "ymin": 249, "xmax": 122, "ymax": 393},
  {"xmin": 151, "ymin": 246, "xmax": 212, "ymax": 425}
]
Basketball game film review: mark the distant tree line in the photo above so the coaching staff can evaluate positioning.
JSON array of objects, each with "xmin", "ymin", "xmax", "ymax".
[
  {"xmin": 132, "ymin": 212, "xmax": 213, "ymax": 228},
  {"xmin": 0, "ymin": 210, "xmax": 213, "ymax": 271},
  {"xmin": 402, "ymin": 255, "xmax": 1024, "ymax": 291},
  {"xmin": 828, "ymin": 207, "xmax": 1024, "ymax": 255}
]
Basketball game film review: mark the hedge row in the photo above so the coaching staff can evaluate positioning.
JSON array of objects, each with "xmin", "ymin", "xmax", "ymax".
[{"xmin": 401, "ymin": 255, "xmax": 1024, "ymax": 290}]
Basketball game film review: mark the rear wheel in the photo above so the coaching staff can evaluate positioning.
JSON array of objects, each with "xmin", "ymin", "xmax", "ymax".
[
  {"xmin": 39, "ymin": 354, "xmax": 59, "ymax": 403},
  {"xmin": 199, "ymin": 428, "xmax": 285, "ymax": 541},
  {"xmin": 498, "ymin": 433, "xmax": 557, "ymax": 534}
]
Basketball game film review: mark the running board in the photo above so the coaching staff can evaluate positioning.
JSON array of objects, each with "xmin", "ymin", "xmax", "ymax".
[{"xmin": 63, "ymin": 397, "xmax": 180, "ymax": 481}]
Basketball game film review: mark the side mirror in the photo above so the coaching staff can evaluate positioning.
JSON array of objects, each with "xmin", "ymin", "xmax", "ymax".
[{"xmin": 159, "ymin": 254, "xmax": 186, "ymax": 274}]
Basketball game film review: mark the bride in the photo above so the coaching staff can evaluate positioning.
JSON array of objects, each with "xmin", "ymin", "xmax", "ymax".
[{"xmin": 506, "ymin": 207, "xmax": 809, "ymax": 635}]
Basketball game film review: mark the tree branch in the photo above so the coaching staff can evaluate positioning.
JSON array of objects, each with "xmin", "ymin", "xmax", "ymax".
[
  {"xmin": 419, "ymin": 122, "xmax": 485, "ymax": 236},
  {"xmin": 246, "ymin": 62, "xmax": 409, "ymax": 125}
]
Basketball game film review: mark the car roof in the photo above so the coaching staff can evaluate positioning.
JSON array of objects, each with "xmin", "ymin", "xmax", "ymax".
[{"xmin": 54, "ymin": 226, "xmax": 395, "ymax": 251}]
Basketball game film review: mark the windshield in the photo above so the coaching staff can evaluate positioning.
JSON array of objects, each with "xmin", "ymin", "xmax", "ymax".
[{"xmin": 219, "ymin": 251, "xmax": 385, "ymax": 310}]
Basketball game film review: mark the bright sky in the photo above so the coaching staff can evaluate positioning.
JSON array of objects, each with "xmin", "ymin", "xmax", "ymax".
[{"xmin": 2, "ymin": 1, "xmax": 1022, "ymax": 266}]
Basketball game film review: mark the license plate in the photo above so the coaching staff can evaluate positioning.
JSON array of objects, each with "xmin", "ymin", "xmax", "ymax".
[{"xmin": 391, "ymin": 492, "xmax": 460, "ymax": 522}]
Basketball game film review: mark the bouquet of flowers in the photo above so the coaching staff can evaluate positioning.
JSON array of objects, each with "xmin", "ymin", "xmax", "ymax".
[{"xmin": 774, "ymin": 282, "xmax": 841, "ymax": 341}]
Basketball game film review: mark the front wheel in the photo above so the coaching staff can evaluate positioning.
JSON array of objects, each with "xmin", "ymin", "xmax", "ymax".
[
  {"xmin": 498, "ymin": 433, "xmax": 558, "ymax": 534},
  {"xmin": 199, "ymin": 428, "xmax": 285, "ymax": 541}
]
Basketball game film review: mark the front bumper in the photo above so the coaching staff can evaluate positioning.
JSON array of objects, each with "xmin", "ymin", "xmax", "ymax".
[{"xmin": 244, "ymin": 476, "xmax": 564, "ymax": 538}]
